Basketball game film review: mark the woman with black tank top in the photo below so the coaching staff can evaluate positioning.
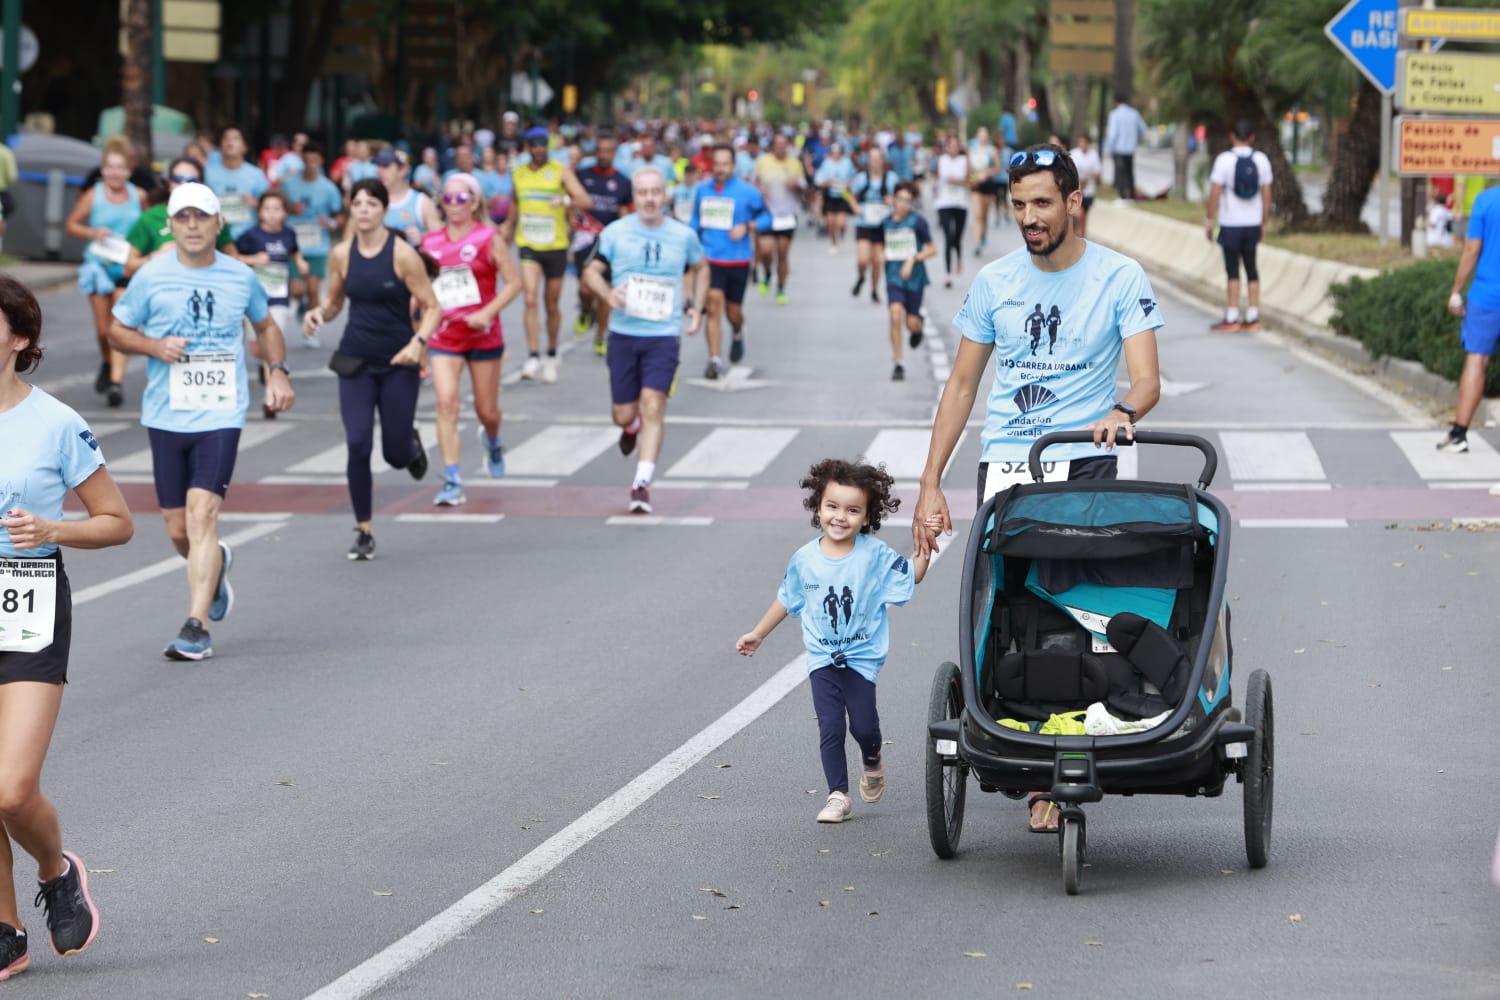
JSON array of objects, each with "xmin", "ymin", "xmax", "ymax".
[{"xmin": 305, "ymin": 178, "xmax": 441, "ymax": 560}]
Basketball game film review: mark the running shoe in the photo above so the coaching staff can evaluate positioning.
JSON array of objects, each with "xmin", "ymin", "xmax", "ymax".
[
  {"xmin": 94, "ymin": 362, "xmax": 110, "ymax": 395},
  {"xmin": 908, "ymin": 328, "xmax": 924, "ymax": 349},
  {"xmin": 479, "ymin": 427, "xmax": 505, "ymax": 478},
  {"xmin": 542, "ymin": 356, "xmax": 560, "ymax": 384},
  {"xmin": 0, "ymin": 923, "xmax": 28, "ymax": 981},
  {"xmin": 775, "ymin": 289, "xmax": 788, "ymax": 305},
  {"xmin": 944, "ymin": 276, "xmax": 953, "ymax": 289},
  {"xmin": 851, "ymin": 276, "xmax": 864, "ymax": 297},
  {"xmin": 349, "ymin": 528, "xmax": 375, "ymax": 561},
  {"xmin": 163, "ymin": 618, "xmax": 212, "ymax": 661},
  {"xmin": 1436, "ymin": 431, "xmax": 1469, "ymax": 453},
  {"xmin": 208, "ymin": 540, "xmax": 233, "ymax": 622},
  {"xmin": 704, "ymin": 359, "xmax": 724, "ymax": 380},
  {"xmin": 434, "ymin": 480, "xmax": 466, "ymax": 506},
  {"xmin": 629, "ymin": 486, "xmax": 653, "ymax": 514},
  {"xmin": 816, "ymin": 791, "xmax": 852, "ymax": 823},
  {"xmin": 891, "ymin": 364, "xmax": 905, "ymax": 382},
  {"xmin": 520, "ymin": 355, "xmax": 542, "ymax": 380},
  {"xmin": 859, "ymin": 762, "xmax": 885, "ymax": 803},
  {"xmin": 106, "ymin": 384, "xmax": 124, "ymax": 408},
  {"xmin": 619, "ymin": 416, "xmax": 640, "ymax": 456},
  {"xmin": 593, "ymin": 335, "xmax": 607, "ymax": 357},
  {"xmin": 574, "ymin": 309, "xmax": 592, "ymax": 335},
  {"xmin": 1240, "ymin": 319, "xmax": 1263, "ymax": 332},
  {"xmin": 729, "ymin": 336, "xmax": 745, "ymax": 364},
  {"xmin": 758, "ymin": 280, "xmax": 770, "ymax": 298},
  {"xmin": 1209, "ymin": 318, "xmax": 1241, "ymax": 332},
  {"xmin": 33, "ymin": 852, "xmax": 98, "ymax": 957},
  {"xmin": 407, "ymin": 427, "xmax": 429, "ymax": 480},
  {"xmin": 870, "ymin": 287, "xmax": 880, "ymax": 305}
]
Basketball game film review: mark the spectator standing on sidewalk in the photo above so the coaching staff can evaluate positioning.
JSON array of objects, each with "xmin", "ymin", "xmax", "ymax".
[
  {"xmin": 1205, "ymin": 120, "xmax": 1273, "ymax": 332},
  {"xmin": 1103, "ymin": 97, "xmax": 1149, "ymax": 201},
  {"xmin": 1439, "ymin": 183, "xmax": 1500, "ymax": 496}
]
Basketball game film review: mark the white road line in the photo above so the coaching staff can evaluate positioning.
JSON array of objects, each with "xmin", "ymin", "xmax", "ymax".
[
  {"xmin": 863, "ymin": 428, "xmax": 958, "ymax": 480},
  {"xmin": 652, "ymin": 480, "xmax": 749, "ymax": 490},
  {"xmin": 501, "ymin": 425, "xmax": 618, "ymax": 477},
  {"xmin": 1233, "ymin": 482, "xmax": 1333, "ymax": 492},
  {"xmin": 281, "ymin": 422, "xmax": 440, "ymax": 476},
  {"xmin": 1428, "ymin": 481, "xmax": 1500, "ymax": 491},
  {"xmin": 394, "ymin": 513, "xmax": 504, "ymax": 524},
  {"xmin": 1391, "ymin": 430, "xmax": 1500, "ymax": 482},
  {"xmin": 1219, "ymin": 431, "xmax": 1326, "ymax": 482},
  {"xmin": 110, "ymin": 422, "xmax": 294, "ymax": 474},
  {"xmin": 1237, "ymin": 518, "xmax": 1348, "ymax": 528},
  {"xmin": 71, "ymin": 521, "xmax": 287, "ymax": 607},
  {"xmin": 604, "ymin": 515, "xmax": 714, "ymax": 526},
  {"xmin": 301, "ymin": 541, "xmax": 952, "ymax": 1000},
  {"xmin": 666, "ymin": 427, "xmax": 798, "ymax": 479},
  {"xmin": 460, "ymin": 478, "xmax": 560, "ymax": 489}
]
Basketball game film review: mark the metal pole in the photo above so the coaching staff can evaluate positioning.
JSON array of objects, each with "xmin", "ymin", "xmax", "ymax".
[
  {"xmin": 151, "ymin": 0, "xmax": 164, "ymax": 108},
  {"xmin": 1, "ymin": 0, "xmax": 20, "ymax": 139},
  {"xmin": 1378, "ymin": 91, "xmax": 1392, "ymax": 244}
]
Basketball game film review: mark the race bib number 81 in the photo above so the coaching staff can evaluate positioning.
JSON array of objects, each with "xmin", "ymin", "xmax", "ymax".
[{"xmin": 0, "ymin": 558, "xmax": 58, "ymax": 653}]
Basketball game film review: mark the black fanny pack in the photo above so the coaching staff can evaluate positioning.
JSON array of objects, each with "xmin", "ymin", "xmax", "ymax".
[{"xmin": 328, "ymin": 351, "xmax": 367, "ymax": 378}]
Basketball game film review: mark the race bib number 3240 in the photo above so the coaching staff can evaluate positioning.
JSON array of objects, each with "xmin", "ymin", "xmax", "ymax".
[{"xmin": 0, "ymin": 558, "xmax": 58, "ymax": 653}]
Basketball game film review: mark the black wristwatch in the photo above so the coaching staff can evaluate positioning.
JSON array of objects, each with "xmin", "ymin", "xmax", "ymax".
[
  {"xmin": 269, "ymin": 361, "xmax": 291, "ymax": 377},
  {"xmin": 1112, "ymin": 401, "xmax": 1137, "ymax": 420}
]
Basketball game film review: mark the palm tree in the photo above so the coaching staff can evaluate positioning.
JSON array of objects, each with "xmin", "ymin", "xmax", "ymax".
[{"xmin": 121, "ymin": 0, "xmax": 152, "ymax": 154}]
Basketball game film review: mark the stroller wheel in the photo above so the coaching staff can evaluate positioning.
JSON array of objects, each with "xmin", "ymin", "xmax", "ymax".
[
  {"xmin": 1062, "ymin": 819, "xmax": 1085, "ymax": 896},
  {"xmin": 925, "ymin": 661, "xmax": 968, "ymax": 859},
  {"xmin": 1243, "ymin": 669, "xmax": 1274, "ymax": 869}
]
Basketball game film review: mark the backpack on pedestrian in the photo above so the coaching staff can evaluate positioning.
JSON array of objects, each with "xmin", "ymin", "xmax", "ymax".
[{"xmin": 1232, "ymin": 152, "xmax": 1261, "ymax": 200}]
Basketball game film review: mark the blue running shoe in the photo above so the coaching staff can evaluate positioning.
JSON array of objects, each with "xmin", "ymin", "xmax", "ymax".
[
  {"xmin": 434, "ymin": 480, "xmax": 466, "ymax": 506},
  {"xmin": 164, "ymin": 618, "xmax": 212, "ymax": 661},
  {"xmin": 208, "ymin": 540, "xmax": 233, "ymax": 622},
  {"xmin": 478, "ymin": 427, "xmax": 505, "ymax": 478}
]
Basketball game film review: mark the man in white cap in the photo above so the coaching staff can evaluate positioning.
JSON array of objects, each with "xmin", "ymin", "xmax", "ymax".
[{"xmin": 108, "ymin": 182, "xmax": 295, "ymax": 662}]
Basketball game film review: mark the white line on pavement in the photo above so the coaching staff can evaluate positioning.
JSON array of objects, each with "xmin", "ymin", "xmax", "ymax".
[
  {"xmin": 302, "ymin": 541, "xmax": 951, "ymax": 1000},
  {"xmin": 604, "ymin": 515, "xmax": 714, "ymax": 526},
  {"xmin": 70, "ymin": 521, "xmax": 287, "ymax": 607},
  {"xmin": 1237, "ymin": 518, "xmax": 1348, "ymax": 528},
  {"xmin": 393, "ymin": 513, "xmax": 505, "ymax": 524}
]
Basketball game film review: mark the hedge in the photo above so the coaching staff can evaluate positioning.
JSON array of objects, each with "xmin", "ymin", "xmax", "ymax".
[{"xmin": 1328, "ymin": 257, "xmax": 1500, "ymax": 395}]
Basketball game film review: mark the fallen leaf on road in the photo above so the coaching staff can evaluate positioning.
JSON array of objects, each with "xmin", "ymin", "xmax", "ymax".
[
  {"xmin": 1294, "ymin": 648, "xmax": 1306, "ymax": 654},
  {"xmin": 1368, "ymin": 683, "xmax": 1380, "ymax": 688},
  {"xmin": 698, "ymin": 888, "xmax": 727, "ymax": 897},
  {"xmin": 871, "ymin": 850, "xmax": 890, "ymax": 857},
  {"xmin": 1392, "ymin": 561, "xmax": 1405, "ymax": 568},
  {"xmin": 87, "ymin": 869, "xmax": 114, "ymax": 874},
  {"xmin": 868, "ymin": 911, "xmax": 879, "ymax": 916},
  {"xmin": 1289, "ymin": 913, "xmax": 1302, "ymax": 923},
  {"xmin": 715, "ymin": 763, "xmax": 733, "ymax": 769},
  {"xmin": 961, "ymin": 951, "xmax": 986, "ymax": 958},
  {"xmin": 724, "ymin": 904, "xmax": 742, "ymax": 910},
  {"xmin": 204, "ymin": 937, "xmax": 220, "ymax": 944},
  {"xmin": 430, "ymin": 762, "xmax": 447, "ymax": 766},
  {"xmin": 818, "ymin": 849, "xmax": 829, "ymax": 854},
  {"xmin": 1442, "ymin": 666, "xmax": 1454, "ymax": 671},
  {"xmin": 844, "ymin": 886, "xmax": 855, "ymax": 892},
  {"xmin": 373, "ymin": 891, "xmax": 393, "ymax": 897},
  {"xmin": 692, "ymin": 915, "xmax": 707, "ymax": 921},
  {"xmin": 249, "ymin": 994, "xmax": 270, "ymax": 998},
  {"xmin": 819, "ymin": 901, "xmax": 830, "ymax": 907},
  {"xmin": 1220, "ymin": 869, "xmax": 1234, "ymax": 875},
  {"xmin": 698, "ymin": 795, "xmax": 721, "ymax": 800},
  {"xmin": 1017, "ymin": 984, "xmax": 1034, "ymax": 991},
  {"xmin": 806, "ymin": 789, "xmax": 819, "ymax": 794},
  {"xmin": 275, "ymin": 781, "xmax": 294, "ymax": 786},
  {"xmin": 1087, "ymin": 941, "xmax": 1103, "ymax": 946},
  {"xmin": 530, "ymin": 909, "xmax": 543, "ymax": 914}
]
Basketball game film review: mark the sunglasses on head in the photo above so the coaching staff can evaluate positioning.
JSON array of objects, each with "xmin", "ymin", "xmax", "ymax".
[
  {"xmin": 442, "ymin": 191, "xmax": 473, "ymax": 205},
  {"xmin": 169, "ymin": 173, "xmax": 200, "ymax": 184},
  {"xmin": 1009, "ymin": 149, "xmax": 1060, "ymax": 169}
]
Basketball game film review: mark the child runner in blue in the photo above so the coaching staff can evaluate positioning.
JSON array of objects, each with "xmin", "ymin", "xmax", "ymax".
[
  {"xmin": 881, "ymin": 180, "xmax": 937, "ymax": 382},
  {"xmin": 737, "ymin": 459, "xmax": 933, "ymax": 823}
]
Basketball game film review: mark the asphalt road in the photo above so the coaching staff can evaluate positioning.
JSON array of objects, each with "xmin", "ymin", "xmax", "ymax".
[{"xmin": 7, "ymin": 209, "xmax": 1500, "ymax": 1000}]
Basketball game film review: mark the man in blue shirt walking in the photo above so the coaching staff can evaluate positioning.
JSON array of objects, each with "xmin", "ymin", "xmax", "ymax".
[
  {"xmin": 1103, "ymin": 98, "xmax": 1149, "ymax": 201},
  {"xmin": 1440, "ymin": 183, "xmax": 1500, "ymax": 498}
]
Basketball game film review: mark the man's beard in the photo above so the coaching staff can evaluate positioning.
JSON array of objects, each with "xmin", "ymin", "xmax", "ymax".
[{"xmin": 1020, "ymin": 217, "xmax": 1069, "ymax": 258}]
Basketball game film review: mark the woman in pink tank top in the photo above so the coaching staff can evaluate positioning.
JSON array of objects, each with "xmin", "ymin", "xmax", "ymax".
[{"xmin": 419, "ymin": 173, "xmax": 522, "ymax": 506}]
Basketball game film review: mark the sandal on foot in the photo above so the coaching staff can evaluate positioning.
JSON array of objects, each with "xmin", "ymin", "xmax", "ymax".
[{"xmin": 1028, "ymin": 794, "xmax": 1060, "ymax": 833}]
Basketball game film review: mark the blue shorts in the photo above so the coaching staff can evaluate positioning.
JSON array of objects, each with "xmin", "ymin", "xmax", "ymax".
[
  {"xmin": 78, "ymin": 259, "xmax": 125, "ymax": 296},
  {"xmin": 607, "ymin": 332, "xmax": 679, "ymax": 405},
  {"xmin": 1461, "ymin": 305, "xmax": 1500, "ymax": 356},
  {"xmin": 888, "ymin": 284, "xmax": 924, "ymax": 314},
  {"xmin": 428, "ymin": 344, "xmax": 505, "ymax": 362},
  {"xmin": 147, "ymin": 427, "xmax": 241, "ymax": 508}
]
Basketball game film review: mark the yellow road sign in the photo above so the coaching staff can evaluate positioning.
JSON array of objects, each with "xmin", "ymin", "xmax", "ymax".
[
  {"xmin": 1049, "ymin": 47, "xmax": 1113, "ymax": 76},
  {"xmin": 1402, "ymin": 7, "xmax": 1500, "ymax": 39},
  {"xmin": 1399, "ymin": 52, "xmax": 1500, "ymax": 113},
  {"xmin": 1396, "ymin": 116, "xmax": 1500, "ymax": 175}
]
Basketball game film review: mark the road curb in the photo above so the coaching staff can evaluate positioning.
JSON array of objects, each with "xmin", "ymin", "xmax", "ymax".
[{"xmin": 1087, "ymin": 200, "xmax": 1500, "ymax": 428}]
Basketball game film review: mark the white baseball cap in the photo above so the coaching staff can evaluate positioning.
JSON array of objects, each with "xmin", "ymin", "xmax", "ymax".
[{"xmin": 167, "ymin": 182, "xmax": 221, "ymax": 217}]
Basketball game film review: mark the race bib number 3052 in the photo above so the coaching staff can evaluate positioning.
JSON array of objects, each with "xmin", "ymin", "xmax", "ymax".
[
  {"xmin": 0, "ymin": 558, "xmax": 58, "ymax": 653},
  {"xmin": 170, "ymin": 352, "xmax": 238, "ymax": 411}
]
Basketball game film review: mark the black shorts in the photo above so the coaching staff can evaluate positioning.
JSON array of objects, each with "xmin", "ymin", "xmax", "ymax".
[
  {"xmin": 148, "ymin": 426, "xmax": 241, "ymax": 508},
  {"xmin": 709, "ymin": 264, "xmax": 751, "ymax": 304},
  {"xmin": 823, "ymin": 195, "xmax": 852, "ymax": 215},
  {"xmin": 519, "ymin": 247, "xmax": 568, "ymax": 279},
  {"xmin": 976, "ymin": 178, "xmax": 1006, "ymax": 197},
  {"xmin": 571, "ymin": 238, "xmax": 599, "ymax": 272},
  {"xmin": 1217, "ymin": 225, "xmax": 1261, "ymax": 281},
  {"xmin": 0, "ymin": 556, "xmax": 73, "ymax": 685},
  {"xmin": 854, "ymin": 226, "xmax": 885, "ymax": 244}
]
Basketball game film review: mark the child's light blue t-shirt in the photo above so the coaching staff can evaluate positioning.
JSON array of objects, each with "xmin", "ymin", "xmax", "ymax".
[
  {"xmin": 0, "ymin": 388, "xmax": 105, "ymax": 558},
  {"xmin": 112, "ymin": 251, "xmax": 269, "ymax": 433},
  {"xmin": 597, "ymin": 214, "xmax": 704, "ymax": 337},
  {"xmin": 777, "ymin": 533, "xmax": 916, "ymax": 683},
  {"xmin": 952, "ymin": 241, "xmax": 1163, "ymax": 464}
]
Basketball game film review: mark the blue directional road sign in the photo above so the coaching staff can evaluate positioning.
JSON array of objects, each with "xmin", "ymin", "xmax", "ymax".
[{"xmin": 1324, "ymin": 0, "xmax": 1400, "ymax": 94}]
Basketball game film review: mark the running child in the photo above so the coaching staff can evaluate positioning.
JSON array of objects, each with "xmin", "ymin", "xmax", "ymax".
[
  {"xmin": 882, "ymin": 181, "xmax": 937, "ymax": 382},
  {"xmin": 736, "ymin": 459, "xmax": 934, "ymax": 824},
  {"xmin": 236, "ymin": 191, "xmax": 311, "ymax": 414}
]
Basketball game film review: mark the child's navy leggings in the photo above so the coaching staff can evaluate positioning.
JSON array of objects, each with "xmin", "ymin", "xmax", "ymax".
[{"xmin": 809, "ymin": 665, "xmax": 883, "ymax": 794}]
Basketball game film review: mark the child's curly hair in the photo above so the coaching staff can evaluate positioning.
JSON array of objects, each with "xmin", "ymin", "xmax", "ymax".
[{"xmin": 800, "ymin": 458, "xmax": 899, "ymax": 534}]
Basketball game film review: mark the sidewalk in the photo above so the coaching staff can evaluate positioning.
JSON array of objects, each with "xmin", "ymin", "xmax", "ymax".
[{"xmin": 1, "ymin": 258, "xmax": 77, "ymax": 294}]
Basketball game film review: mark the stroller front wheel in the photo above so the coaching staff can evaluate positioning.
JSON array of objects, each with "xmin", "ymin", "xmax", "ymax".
[
  {"xmin": 1243, "ymin": 669, "xmax": 1275, "ymax": 869},
  {"xmin": 925, "ymin": 661, "xmax": 968, "ymax": 859}
]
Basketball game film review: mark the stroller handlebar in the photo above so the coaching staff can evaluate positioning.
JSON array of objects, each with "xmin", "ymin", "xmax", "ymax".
[{"xmin": 1027, "ymin": 430, "xmax": 1218, "ymax": 488}]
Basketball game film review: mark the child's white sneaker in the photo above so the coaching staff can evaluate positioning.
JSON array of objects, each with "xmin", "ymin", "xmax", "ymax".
[
  {"xmin": 816, "ymin": 791, "xmax": 852, "ymax": 823},
  {"xmin": 858, "ymin": 764, "xmax": 885, "ymax": 803}
]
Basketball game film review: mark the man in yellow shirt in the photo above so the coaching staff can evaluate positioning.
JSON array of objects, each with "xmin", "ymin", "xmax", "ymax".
[
  {"xmin": 513, "ymin": 127, "xmax": 590, "ymax": 383},
  {"xmin": 753, "ymin": 132, "xmax": 805, "ymax": 304}
]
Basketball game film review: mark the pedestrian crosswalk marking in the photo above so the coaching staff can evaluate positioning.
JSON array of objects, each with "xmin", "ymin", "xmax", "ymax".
[
  {"xmin": 276, "ymin": 422, "xmax": 441, "ymax": 478},
  {"xmin": 862, "ymin": 428, "xmax": 959, "ymax": 481},
  {"xmin": 502, "ymin": 425, "xmax": 619, "ymax": 477},
  {"xmin": 666, "ymin": 427, "xmax": 797, "ymax": 479},
  {"xmin": 1390, "ymin": 430, "xmax": 1500, "ymax": 482},
  {"xmin": 1220, "ymin": 431, "xmax": 1326, "ymax": 481},
  {"xmin": 110, "ymin": 422, "xmax": 293, "ymax": 474},
  {"xmin": 605, "ymin": 516, "xmax": 714, "ymax": 526}
]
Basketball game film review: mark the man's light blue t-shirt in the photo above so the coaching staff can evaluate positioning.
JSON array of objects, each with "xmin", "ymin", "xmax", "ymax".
[
  {"xmin": 814, "ymin": 156, "xmax": 854, "ymax": 194},
  {"xmin": 203, "ymin": 161, "xmax": 270, "ymax": 238},
  {"xmin": 953, "ymin": 242, "xmax": 1163, "ymax": 464},
  {"xmin": 112, "ymin": 252, "xmax": 269, "ymax": 434},
  {"xmin": 1466, "ymin": 187, "xmax": 1500, "ymax": 310},
  {"xmin": 0, "ymin": 388, "xmax": 105, "ymax": 558},
  {"xmin": 277, "ymin": 172, "xmax": 343, "ymax": 257},
  {"xmin": 776, "ymin": 533, "xmax": 916, "ymax": 683},
  {"xmin": 597, "ymin": 214, "xmax": 703, "ymax": 337}
]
